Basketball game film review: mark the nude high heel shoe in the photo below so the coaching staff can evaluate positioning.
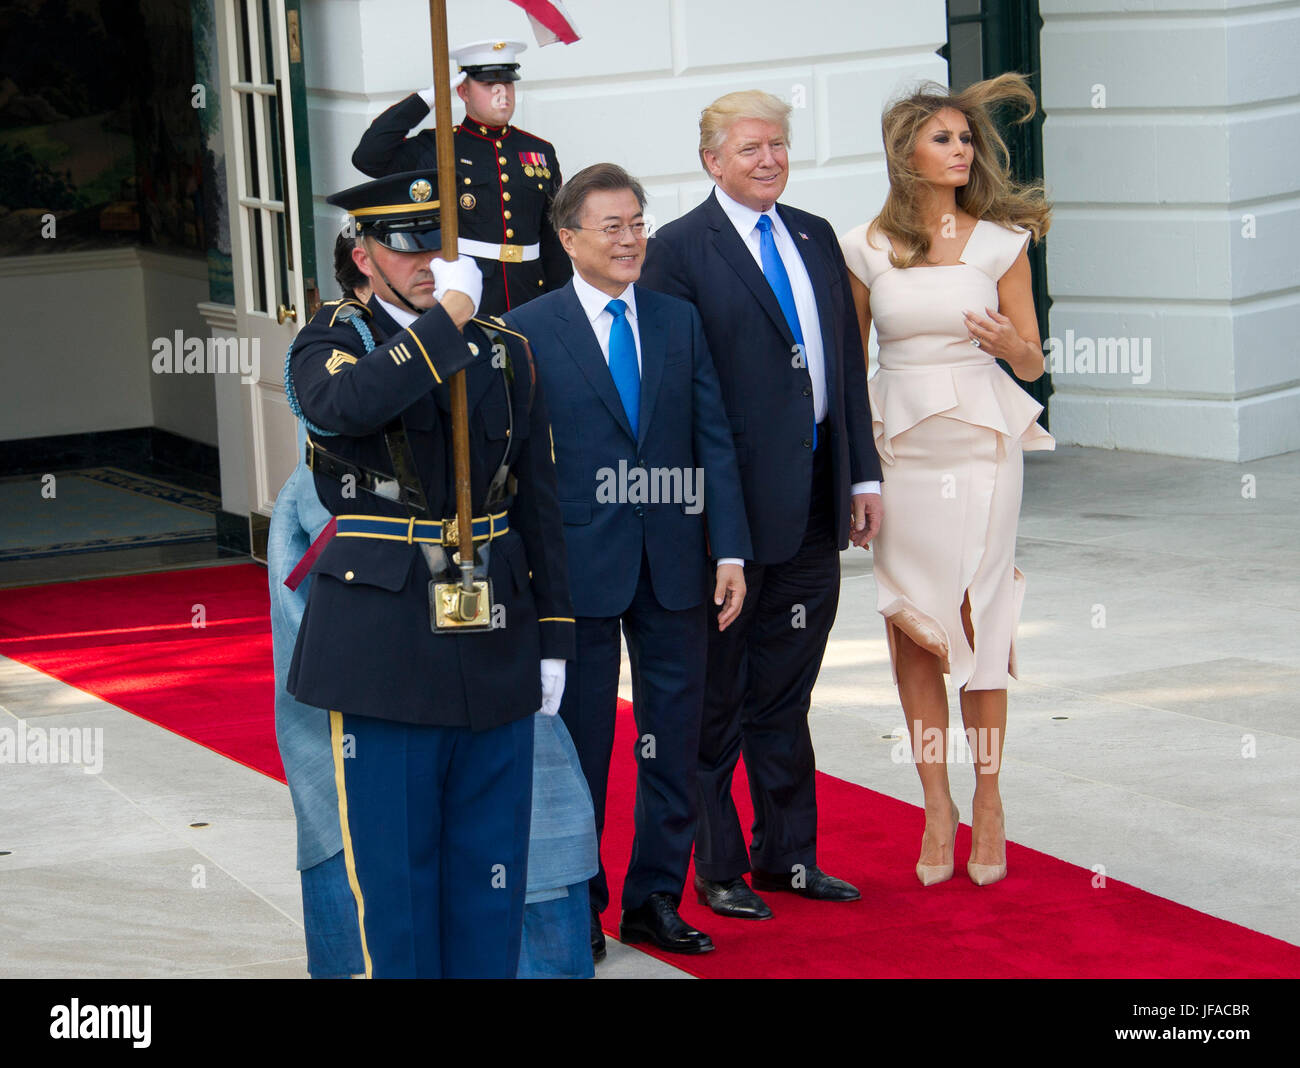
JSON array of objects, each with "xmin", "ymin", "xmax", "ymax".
[
  {"xmin": 915, "ymin": 802, "xmax": 960, "ymax": 886},
  {"xmin": 967, "ymin": 811, "xmax": 1007, "ymax": 886}
]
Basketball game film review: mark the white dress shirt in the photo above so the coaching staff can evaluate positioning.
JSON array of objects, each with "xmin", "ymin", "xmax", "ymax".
[
  {"xmin": 570, "ymin": 271, "xmax": 642, "ymax": 371},
  {"xmin": 711, "ymin": 185, "xmax": 880, "ymax": 498},
  {"xmin": 572, "ymin": 270, "xmax": 743, "ymax": 567},
  {"xmin": 376, "ymin": 294, "xmax": 418, "ymax": 329}
]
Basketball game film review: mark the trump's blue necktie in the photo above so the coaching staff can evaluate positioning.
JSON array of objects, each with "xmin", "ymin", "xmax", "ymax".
[
  {"xmin": 606, "ymin": 298, "xmax": 639, "ymax": 437},
  {"xmin": 756, "ymin": 214, "xmax": 816, "ymax": 449}
]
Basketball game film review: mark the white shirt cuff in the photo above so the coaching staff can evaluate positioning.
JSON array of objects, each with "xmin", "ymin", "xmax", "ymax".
[
  {"xmin": 715, "ymin": 557, "xmax": 745, "ymax": 568},
  {"xmin": 851, "ymin": 481, "xmax": 881, "ymax": 496}
]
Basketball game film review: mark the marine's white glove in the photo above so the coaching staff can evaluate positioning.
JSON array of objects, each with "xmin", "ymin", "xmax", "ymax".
[
  {"xmin": 417, "ymin": 72, "xmax": 467, "ymax": 109},
  {"xmin": 431, "ymin": 254, "xmax": 482, "ymax": 317},
  {"xmin": 539, "ymin": 659, "xmax": 566, "ymax": 717}
]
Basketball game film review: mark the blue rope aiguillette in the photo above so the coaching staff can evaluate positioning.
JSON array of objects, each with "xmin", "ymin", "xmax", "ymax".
[{"xmin": 283, "ymin": 309, "xmax": 376, "ymax": 437}]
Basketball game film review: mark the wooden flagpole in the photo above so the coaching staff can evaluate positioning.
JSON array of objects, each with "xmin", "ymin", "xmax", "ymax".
[{"xmin": 427, "ymin": 0, "xmax": 476, "ymax": 586}]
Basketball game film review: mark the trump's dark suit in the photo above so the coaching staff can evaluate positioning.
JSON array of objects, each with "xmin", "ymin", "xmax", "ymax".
[
  {"xmin": 505, "ymin": 279, "xmax": 751, "ymax": 913},
  {"xmin": 640, "ymin": 187, "xmax": 882, "ymax": 884}
]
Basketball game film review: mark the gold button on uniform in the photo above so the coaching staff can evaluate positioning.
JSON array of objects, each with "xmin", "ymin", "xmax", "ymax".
[
  {"xmin": 537, "ymin": 183, "xmax": 544, "ymax": 189},
  {"xmin": 495, "ymin": 140, "xmax": 502, "ymax": 148},
  {"xmin": 506, "ymin": 228, "xmax": 514, "ymax": 238},
  {"xmin": 501, "ymin": 174, "xmax": 509, "ymax": 183},
  {"xmin": 463, "ymin": 177, "xmax": 471, "ymax": 185},
  {"xmin": 537, "ymin": 279, "xmax": 544, "ymax": 287},
  {"xmin": 344, "ymin": 570, "xmax": 355, "ymax": 581},
  {"xmin": 498, "ymin": 155, "xmax": 508, "ymax": 165},
  {"xmin": 504, "ymin": 210, "xmax": 512, "ymax": 219},
  {"xmin": 503, "ymin": 192, "xmax": 511, "ymax": 201}
]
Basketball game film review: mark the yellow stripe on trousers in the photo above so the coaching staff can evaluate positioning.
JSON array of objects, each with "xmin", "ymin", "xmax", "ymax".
[{"xmin": 330, "ymin": 710, "xmax": 374, "ymax": 979}]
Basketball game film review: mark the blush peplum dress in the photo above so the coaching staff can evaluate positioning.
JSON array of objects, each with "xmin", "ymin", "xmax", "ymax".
[{"xmin": 840, "ymin": 219, "xmax": 1054, "ymax": 690}]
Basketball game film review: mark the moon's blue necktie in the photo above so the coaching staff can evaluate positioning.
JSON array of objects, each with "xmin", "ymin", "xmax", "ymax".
[
  {"xmin": 606, "ymin": 298, "xmax": 639, "ymax": 437},
  {"xmin": 755, "ymin": 214, "xmax": 816, "ymax": 449}
]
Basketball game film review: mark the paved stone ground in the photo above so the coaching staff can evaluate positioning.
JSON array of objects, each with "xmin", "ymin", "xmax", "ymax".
[{"xmin": 0, "ymin": 445, "xmax": 1295, "ymax": 978}]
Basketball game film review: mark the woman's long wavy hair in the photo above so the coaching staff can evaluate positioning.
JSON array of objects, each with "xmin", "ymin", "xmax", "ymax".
[{"xmin": 870, "ymin": 73, "xmax": 1052, "ymax": 269}]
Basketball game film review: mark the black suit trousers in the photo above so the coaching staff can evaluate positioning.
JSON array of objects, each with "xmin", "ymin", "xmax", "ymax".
[
  {"xmin": 694, "ymin": 436, "xmax": 840, "ymax": 881},
  {"xmin": 559, "ymin": 553, "xmax": 708, "ymax": 913}
]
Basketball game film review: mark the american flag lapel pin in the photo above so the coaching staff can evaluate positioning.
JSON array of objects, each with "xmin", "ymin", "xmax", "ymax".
[{"xmin": 798, "ymin": 231, "xmax": 809, "ymax": 240}]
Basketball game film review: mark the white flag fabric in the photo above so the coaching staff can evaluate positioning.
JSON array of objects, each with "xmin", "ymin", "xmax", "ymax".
[{"xmin": 509, "ymin": 0, "xmax": 581, "ymax": 46}]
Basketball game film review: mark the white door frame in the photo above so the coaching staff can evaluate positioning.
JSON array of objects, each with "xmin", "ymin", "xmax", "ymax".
[{"xmin": 214, "ymin": 0, "xmax": 308, "ymax": 556}]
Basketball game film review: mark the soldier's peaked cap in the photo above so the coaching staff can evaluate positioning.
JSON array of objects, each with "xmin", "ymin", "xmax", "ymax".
[
  {"xmin": 327, "ymin": 170, "xmax": 443, "ymax": 252},
  {"xmin": 451, "ymin": 39, "xmax": 527, "ymax": 82}
]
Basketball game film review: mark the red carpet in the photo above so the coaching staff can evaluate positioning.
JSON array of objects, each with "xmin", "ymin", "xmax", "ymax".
[
  {"xmin": 1, "ymin": 564, "xmax": 1297, "ymax": 978},
  {"xmin": 0, "ymin": 564, "xmax": 284, "ymax": 780}
]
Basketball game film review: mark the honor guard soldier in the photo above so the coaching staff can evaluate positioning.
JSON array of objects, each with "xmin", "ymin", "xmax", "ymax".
[
  {"xmin": 352, "ymin": 39, "xmax": 571, "ymax": 316},
  {"xmin": 283, "ymin": 169, "xmax": 575, "ymax": 978}
]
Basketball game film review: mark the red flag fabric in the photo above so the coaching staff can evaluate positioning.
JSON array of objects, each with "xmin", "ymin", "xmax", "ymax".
[{"xmin": 508, "ymin": 0, "xmax": 581, "ymax": 45}]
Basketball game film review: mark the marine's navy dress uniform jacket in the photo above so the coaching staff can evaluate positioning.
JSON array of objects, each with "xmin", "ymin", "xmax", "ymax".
[
  {"xmin": 351, "ymin": 94, "xmax": 571, "ymax": 313},
  {"xmin": 285, "ymin": 294, "xmax": 575, "ymax": 730}
]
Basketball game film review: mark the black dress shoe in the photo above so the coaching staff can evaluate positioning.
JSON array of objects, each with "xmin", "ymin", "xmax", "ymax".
[
  {"xmin": 693, "ymin": 874, "xmax": 774, "ymax": 920},
  {"xmin": 620, "ymin": 893, "xmax": 715, "ymax": 954},
  {"xmin": 590, "ymin": 907, "xmax": 606, "ymax": 963},
  {"xmin": 751, "ymin": 865, "xmax": 861, "ymax": 901}
]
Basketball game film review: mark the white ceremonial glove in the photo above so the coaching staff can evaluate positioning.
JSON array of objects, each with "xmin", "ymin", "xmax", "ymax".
[
  {"xmin": 417, "ymin": 72, "xmax": 467, "ymax": 108},
  {"xmin": 431, "ymin": 254, "xmax": 482, "ymax": 317},
  {"xmin": 539, "ymin": 659, "xmax": 566, "ymax": 717}
]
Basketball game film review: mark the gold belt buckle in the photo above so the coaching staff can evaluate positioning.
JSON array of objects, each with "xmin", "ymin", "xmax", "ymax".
[{"xmin": 499, "ymin": 243, "xmax": 523, "ymax": 263}]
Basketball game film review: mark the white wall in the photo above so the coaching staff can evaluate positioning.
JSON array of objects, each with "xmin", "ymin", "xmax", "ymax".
[
  {"xmin": 140, "ymin": 250, "xmax": 220, "ymax": 446},
  {"xmin": 301, "ymin": 0, "xmax": 950, "ymax": 299},
  {"xmin": 0, "ymin": 250, "xmax": 152, "ymax": 440},
  {"xmin": 0, "ymin": 249, "xmax": 217, "ymax": 446},
  {"xmin": 1041, "ymin": 0, "xmax": 1300, "ymax": 461}
]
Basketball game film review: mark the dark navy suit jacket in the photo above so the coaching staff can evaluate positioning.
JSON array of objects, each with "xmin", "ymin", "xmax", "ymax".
[
  {"xmin": 505, "ymin": 280, "xmax": 751, "ymax": 619},
  {"xmin": 639, "ymin": 189, "xmax": 883, "ymax": 565}
]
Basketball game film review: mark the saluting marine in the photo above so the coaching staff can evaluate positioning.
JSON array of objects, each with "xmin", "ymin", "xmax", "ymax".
[
  {"xmin": 283, "ymin": 169, "xmax": 575, "ymax": 978},
  {"xmin": 352, "ymin": 39, "xmax": 571, "ymax": 315}
]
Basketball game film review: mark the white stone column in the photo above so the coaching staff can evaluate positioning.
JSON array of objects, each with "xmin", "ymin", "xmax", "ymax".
[{"xmin": 1040, "ymin": 0, "xmax": 1300, "ymax": 461}]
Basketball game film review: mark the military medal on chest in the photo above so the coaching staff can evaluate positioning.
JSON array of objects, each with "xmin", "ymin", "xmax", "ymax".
[{"xmin": 519, "ymin": 150, "xmax": 549, "ymax": 179}]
